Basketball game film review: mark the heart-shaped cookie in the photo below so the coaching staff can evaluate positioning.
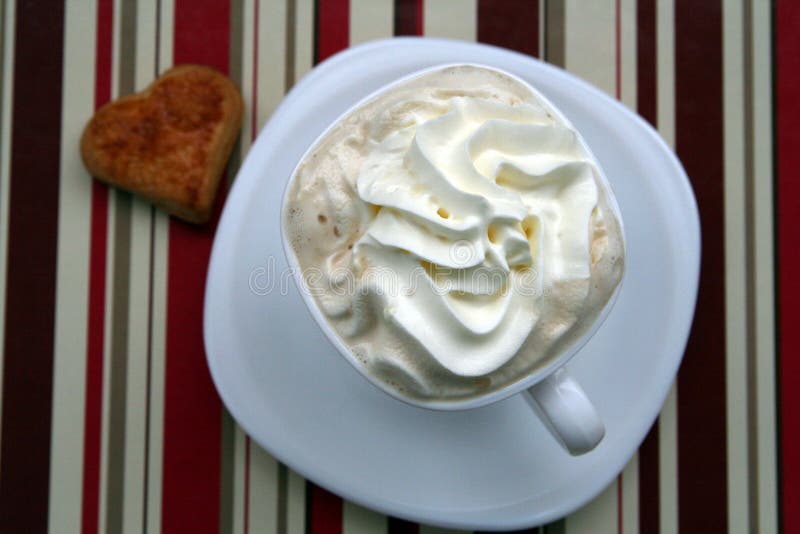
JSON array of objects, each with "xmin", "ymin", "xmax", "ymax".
[{"xmin": 81, "ymin": 65, "xmax": 243, "ymax": 224}]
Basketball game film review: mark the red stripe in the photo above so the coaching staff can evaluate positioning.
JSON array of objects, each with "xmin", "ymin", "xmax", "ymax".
[
  {"xmin": 0, "ymin": 1, "xmax": 66, "ymax": 531},
  {"xmin": 394, "ymin": 0, "xmax": 424, "ymax": 36},
  {"xmin": 305, "ymin": 5, "xmax": 349, "ymax": 531},
  {"xmin": 477, "ymin": 0, "xmax": 539, "ymax": 57},
  {"xmin": 161, "ymin": 2, "xmax": 230, "ymax": 532},
  {"xmin": 80, "ymin": 1, "xmax": 113, "ymax": 531},
  {"xmin": 675, "ymin": 1, "xmax": 728, "ymax": 532},
  {"xmin": 316, "ymin": 0, "xmax": 349, "ymax": 62},
  {"xmin": 778, "ymin": 2, "xmax": 800, "ymax": 532}
]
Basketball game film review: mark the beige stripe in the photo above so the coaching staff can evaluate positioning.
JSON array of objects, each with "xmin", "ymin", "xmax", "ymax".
[
  {"xmin": 120, "ymin": 1, "xmax": 158, "ymax": 531},
  {"xmin": 622, "ymin": 454, "xmax": 639, "ymax": 533},
  {"xmin": 563, "ymin": 0, "xmax": 616, "ymax": 97},
  {"xmin": 105, "ymin": 0, "xmax": 140, "ymax": 529},
  {"xmin": 545, "ymin": 0, "xmax": 565, "ymax": 67},
  {"xmin": 618, "ymin": 2, "xmax": 640, "ymax": 530},
  {"xmin": 620, "ymin": 0, "xmax": 637, "ymax": 108},
  {"xmin": 293, "ymin": 0, "xmax": 314, "ymax": 82},
  {"xmin": 244, "ymin": 2, "xmax": 287, "ymax": 531},
  {"xmin": 424, "ymin": 0, "xmax": 477, "ymax": 41},
  {"xmin": 286, "ymin": 469, "xmax": 306, "ymax": 534},
  {"xmin": 248, "ymin": 445, "xmax": 280, "ymax": 534},
  {"xmin": 655, "ymin": 1, "xmax": 678, "ymax": 531},
  {"xmin": 349, "ymin": 0, "xmax": 393, "ymax": 45},
  {"xmin": 656, "ymin": 0, "xmax": 675, "ymax": 147},
  {"xmin": 145, "ymin": 2, "xmax": 174, "ymax": 532},
  {"xmin": 565, "ymin": 480, "xmax": 618, "ymax": 533},
  {"xmin": 723, "ymin": 1, "xmax": 749, "ymax": 532},
  {"xmin": 0, "ymin": 0, "xmax": 16, "ymax": 451},
  {"xmin": 47, "ymin": 1, "xmax": 96, "ymax": 531},
  {"xmin": 561, "ymin": 2, "xmax": 618, "ymax": 527},
  {"xmin": 285, "ymin": 0, "xmax": 296, "ymax": 92},
  {"xmin": 256, "ymin": 0, "xmax": 287, "ymax": 130},
  {"xmin": 343, "ymin": 502, "xmax": 387, "ymax": 534},
  {"xmin": 659, "ymin": 386, "xmax": 678, "ymax": 534},
  {"xmin": 225, "ymin": 4, "xmax": 253, "ymax": 533},
  {"xmin": 146, "ymin": 211, "xmax": 170, "ymax": 534},
  {"xmin": 751, "ymin": 0, "xmax": 777, "ymax": 530}
]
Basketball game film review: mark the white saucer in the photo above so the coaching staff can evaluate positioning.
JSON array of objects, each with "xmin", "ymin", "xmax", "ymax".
[{"xmin": 204, "ymin": 38, "xmax": 700, "ymax": 530}]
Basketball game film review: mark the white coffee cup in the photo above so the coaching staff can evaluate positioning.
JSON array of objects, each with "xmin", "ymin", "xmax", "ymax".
[{"xmin": 280, "ymin": 64, "xmax": 625, "ymax": 456}]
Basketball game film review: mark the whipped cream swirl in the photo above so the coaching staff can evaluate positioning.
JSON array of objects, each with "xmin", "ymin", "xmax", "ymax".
[{"xmin": 351, "ymin": 96, "xmax": 599, "ymax": 376}]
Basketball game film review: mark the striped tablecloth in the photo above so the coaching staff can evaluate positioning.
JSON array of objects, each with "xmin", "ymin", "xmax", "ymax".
[{"xmin": 0, "ymin": 0, "xmax": 794, "ymax": 533}]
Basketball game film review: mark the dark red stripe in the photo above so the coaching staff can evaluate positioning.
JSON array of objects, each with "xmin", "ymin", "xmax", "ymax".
[
  {"xmin": 315, "ymin": 0, "xmax": 349, "ymax": 63},
  {"xmin": 161, "ymin": 2, "xmax": 230, "ymax": 533},
  {"xmin": 394, "ymin": 0, "xmax": 423, "ymax": 36},
  {"xmin": 477, "ymin": 0, "xmax": 539, "ymax": 57},
  {"xmin": 675, "ymin": 1, "xmax": 728, "ymax": 532},
  {"xmin": 81, "ymin": 0, "xmax": 114, "ymax": 532},
  {"xmin": 0, "ymin": 1, "xmax": 66, "ymax": 531},
  {"xmin": 387, "ymin": 517, "xmax": 419, "ymax": 533},
  {"xmin": 308, "ymin": 486, "xmax": 343, "ymax": 534},
  {"xmin": 778, "ymin": 2, "xmax": 800, "ymax": 532},
  {"xmin": 635, "ymin": 1, "xmax": 659, "ymax": 532},
  {"xmin": 636, "ymin": 0, "xmax": 656, "ymax": 126}
]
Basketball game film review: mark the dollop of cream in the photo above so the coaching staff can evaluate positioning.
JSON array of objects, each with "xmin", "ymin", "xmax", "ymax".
[{"xmin": 284, "ymin": 66, "xmax": 624, "ymax": 400}]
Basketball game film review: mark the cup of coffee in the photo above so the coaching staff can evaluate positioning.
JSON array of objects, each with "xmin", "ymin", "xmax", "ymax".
[{"xmin": 281, "ymin": 64, "xmax": 625, "ymax": 455}]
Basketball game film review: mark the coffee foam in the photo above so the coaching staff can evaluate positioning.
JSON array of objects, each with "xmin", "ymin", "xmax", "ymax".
[{"xmin": 284, "ymin": 65, "xmax": 624, "ymax": 402}]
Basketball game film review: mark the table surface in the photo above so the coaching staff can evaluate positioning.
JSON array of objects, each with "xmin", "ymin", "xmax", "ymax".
[{"xmin": 0, "ymin": 1, "xmax": 795, "ymax": 533}]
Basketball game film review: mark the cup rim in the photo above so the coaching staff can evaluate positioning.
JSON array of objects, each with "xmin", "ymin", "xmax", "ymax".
[{"xmin": 279, "ymin": 62, "xmax": 627, "ymax": 411}]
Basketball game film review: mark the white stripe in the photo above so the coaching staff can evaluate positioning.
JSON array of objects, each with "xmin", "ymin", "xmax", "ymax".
[
  {"xmin": 349, "ymin": 0, "xmax": 393, "ymax": 45},
  {"xmin": 424, "ymin": 0, "xmax": 477, "ymax": 41},
  {"xmin": 564, "ymin": 0, "xmax": 616, "ymax": 97},
  {"xmin": 146, "ymin": 2, "xmax": 174, "ymax": 532},
  {"xmin": 47, "ymin": 1, "xmax": 96, "ymax": 532},
  {"xmin": 723, "ymin": 1, "xmax": 749, "ymax": 532},
  {"xmin": 343, "ymin": 502, "xmax": 387, "ymax": 534},
  {"xmin": 565, "ymin": 479, "xmax": 618, "ymax": 533},
  {"xmin": 751, "ymin": 0, "xmax": 778, "ymax": 531},
  {"xmin": 0, "ymin": 0, "xmax": 17, "ymax": 453},
  {"xmin": 294, "ymin": 0, "xmax": 315, "ymax": 82}
]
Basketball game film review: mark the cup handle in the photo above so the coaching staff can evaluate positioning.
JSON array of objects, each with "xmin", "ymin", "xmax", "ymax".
[{"xmin": 523, "ymin": 367, "xmax": 605, "ymax": 455}]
